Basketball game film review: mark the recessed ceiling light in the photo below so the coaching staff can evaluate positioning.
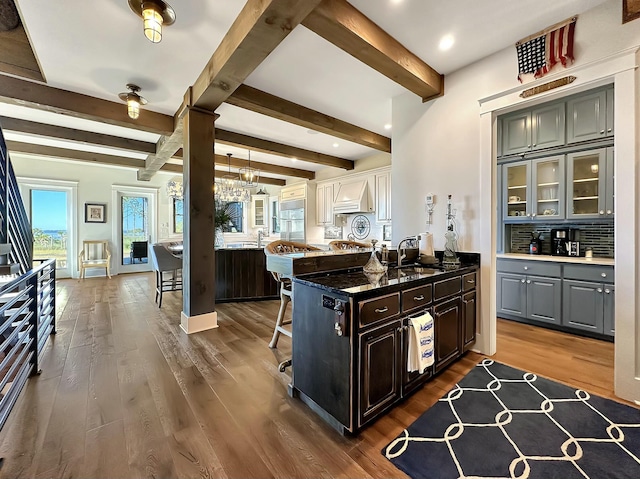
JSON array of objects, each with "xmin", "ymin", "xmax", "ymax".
[
  {"xmin": 332, "ymin": 143, "xmax": 339, "ymax": 148},
  {"xmin": 384, "ymin": 123, "xmax": 392, "ymax": 130},
  {"xmin": 390, "ymin": 0, "xmax": 403, "ymax": 4},
  {"xmin": 439, "ymin": 34, "xmax": 455, "ymax": 51},
  {"xmin": 291, "ymin": 157, "xmax": 297, "ymax": 162}
]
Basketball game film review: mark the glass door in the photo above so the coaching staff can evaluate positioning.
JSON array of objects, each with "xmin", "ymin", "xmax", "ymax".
[
  {"xmin": 112, "ymin": 186, "xmax": 157, "ymax": 274},
  {"xmin": 567, "ymin": 149, "xmax": 606, "ymax": 219},
  {"xmin": 532, "ymin": 156, "xmax": 564, "ymax": 220},
  {"xmin": 18, "ymin": 179, "xmax": 77, "ymax": 278},
  {"xmin": 503, "ymin": 160, "xmax": 531, "ymax": 221},
  {"xmin": 269, "ymin": 196, "xmax": 280, "ymax": 235}
]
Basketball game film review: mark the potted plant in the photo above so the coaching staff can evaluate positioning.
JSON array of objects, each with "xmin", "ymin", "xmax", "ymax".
[{"xmin": 214, "ymin": 200, "xmax": 238, "ymax": 247}]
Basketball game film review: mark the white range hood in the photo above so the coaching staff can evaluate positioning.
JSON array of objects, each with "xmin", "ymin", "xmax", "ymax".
[{"xmin": 333, "ymin": 178, "xmax": 373, "ymax": 214}]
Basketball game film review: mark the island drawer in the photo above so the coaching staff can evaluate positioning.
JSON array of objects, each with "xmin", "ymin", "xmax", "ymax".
[
  {"xmin": 433, "ymin": 276, "xmax": 461, "ymax": 302},
  {"xmin": 462, "ymin": 272, "xmax": 476, "ymax": 292},
  {"xmin": 564, "ymin": 264, "xmax": 614, "ymax": 283},
  {"xmin": 359, "ymin": 293, "xmax": 400, "ymax": 327},
  {"xmin": 402, "ymin": 284, "xmax": 432, "ymax": 313},
  {"xmin": 497, "ymin": 259, "xmax": 561, "ymax": 277}
]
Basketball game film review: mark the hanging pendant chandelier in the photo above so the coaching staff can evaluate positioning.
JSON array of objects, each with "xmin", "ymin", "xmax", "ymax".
[
  {"xmin": 239, "ymin": 150, "xmax": 260, "ymax": 187},
  {"xmin": 215, "ymin": 153, "xmax": 250, "ymax": 202}
]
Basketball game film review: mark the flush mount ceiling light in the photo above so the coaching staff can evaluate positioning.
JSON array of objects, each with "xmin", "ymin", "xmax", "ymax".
[
  {"xmin": 439, "ymin": 34, "xmax": 455, "ymax": 51},
  {"xmin": 118, "ymin": 84, "xmax": 147, "ymax": 120},
  {"xmin": 128, "ymin": 0, "xmax": 176, "ymax": 43}
]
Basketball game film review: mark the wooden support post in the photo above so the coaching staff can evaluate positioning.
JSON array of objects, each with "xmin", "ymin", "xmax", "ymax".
[{"xmin": 180, "ymin": 107, "xmax": 217, "ymax": 334}]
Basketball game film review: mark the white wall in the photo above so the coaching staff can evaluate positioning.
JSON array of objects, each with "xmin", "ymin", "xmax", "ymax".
[
  {"xmin": 11, "ymin": 154, "xmax": 178, "ymax": 274},
  {"xmin": 391, "ymin": 0, "xmax": 640, "ymax": 402},
  {"xmin": 314, "ymin": 152, "xmax": 391, "ymax": 182}
]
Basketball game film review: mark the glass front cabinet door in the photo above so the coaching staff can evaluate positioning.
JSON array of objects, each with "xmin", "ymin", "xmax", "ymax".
[
  {"xmin": 251, "ymin": 195, "xmax": 268, "ymax": 228},
  {"xmin": 503, "ymin": 160, "xmax": 531, "ymax": 221},
  {"xmin": 531, "ymin": 156, "xmax": 565, "ymax": 220},
  {"xmin": 566, "ymin": 149, "xmax": 607, "ymax": 219}
]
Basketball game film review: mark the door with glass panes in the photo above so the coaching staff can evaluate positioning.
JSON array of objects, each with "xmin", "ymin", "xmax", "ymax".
[
  {"xmin": 566, "ymin": 149, "xmax": 609, "ymax": 220},
  {"xmin": 531, "ymin": 156, "xmax": 565, "ymax": 220}
]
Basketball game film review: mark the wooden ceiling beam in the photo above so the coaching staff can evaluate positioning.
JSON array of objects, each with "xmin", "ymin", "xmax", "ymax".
[
  {"xmin": 190, "ymin": 0, "xmax": 323, "ymax": 111},
  {"xmin": 226, "ymin": 84, "xmax": 391, "ymax": 152},
  {"xmin": 173, "ymin": 149, "xmax": 315, "ymax": 180},
  {"xmin": 6, "ymin": 140, "xmax": 145, "ymax": 169},
  {"xmin": 215, "ymin": 128, "xmax": 353, "ymax": 170},
  {"xmin": 0, "ymin": 74, "xmax": 173, "ymax": 135},
  {"xmin": 159, "ymin": 164, "xmax": 287, "ymax": 186},
  {"xmin": 302, "ymin": 0, "xmax": 443, "ymax": 101},
  {"xmin": 0, "ymin": 116, "xmax": 156, "ymax": 154}
]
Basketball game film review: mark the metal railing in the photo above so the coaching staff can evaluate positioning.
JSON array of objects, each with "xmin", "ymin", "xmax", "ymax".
[{"xmin": 0, "ymin": 258, "xmax": 56, "ymax": 430}]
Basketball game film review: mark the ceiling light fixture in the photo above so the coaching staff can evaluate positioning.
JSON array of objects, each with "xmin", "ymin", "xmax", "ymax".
[
  {"xmin": 332, "ymin": 143, "xmax": 339, "ymax": 148},
  {"xmin": 216, "ymin": 153, "xmax": 250, "ymax": 202},
  {"xmin": 439, "ymin": 34, "xmax": 455, "ymax": 51},
  {"xmin": 239, "ymin": 150, "xmax": 260, "ymax": 187},
  {"xmin": 118, "ymin": 84, "xmax": 147, "ymax": 120},
  {"xmin": 384, "ymin": 123, "xmax": 392, "ymax": 130},
  {"xmin": 128, "ymin": 0, "xmax": 176, "ymax": 44}
]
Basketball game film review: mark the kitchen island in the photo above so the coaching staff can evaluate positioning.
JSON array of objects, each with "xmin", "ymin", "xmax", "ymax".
[{"xmin": 289, "ymin": 253, "xmax": 479, "ymax": 434}]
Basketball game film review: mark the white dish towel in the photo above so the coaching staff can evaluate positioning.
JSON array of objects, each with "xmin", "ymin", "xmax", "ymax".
[{"xmin": 407, "ymin": 311, "xmax": 434, "ymax": 374}]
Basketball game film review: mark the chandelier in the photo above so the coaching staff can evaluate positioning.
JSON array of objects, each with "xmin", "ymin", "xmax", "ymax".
[
  {"xmin": 215, "ymin": 153, "xmax": 250, "ymax": 202},
  {"xmin": 167, "ymin": 176, "xmax": 183, "ymax": 199},
  {"xmin": 239, "ymin": 150, "xmax": 260, "ymax": 187}
]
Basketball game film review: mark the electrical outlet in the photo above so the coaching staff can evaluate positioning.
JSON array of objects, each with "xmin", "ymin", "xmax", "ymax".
[{"xmin": 425, "ymin": 193, "xmax": 435, "ymax": 205}]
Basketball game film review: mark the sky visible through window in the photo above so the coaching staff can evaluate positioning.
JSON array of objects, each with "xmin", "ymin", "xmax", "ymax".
[{"xmin": 31, "ymin": 190, "xmax": 67, "ymax": 231}]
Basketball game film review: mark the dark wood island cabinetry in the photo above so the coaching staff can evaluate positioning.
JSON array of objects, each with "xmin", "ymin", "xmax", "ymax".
[
  {"xmin": 290, "ymin": 257, "xmax": 479, "ymax": 434},
  {"xmin": 215, "ymin": 247, "xmax": 279, "ymax": 302}
]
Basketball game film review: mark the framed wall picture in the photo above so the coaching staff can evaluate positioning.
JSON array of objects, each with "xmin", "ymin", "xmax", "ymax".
[
  {"xmin": 85, "ymin": 203, "xmax": 106, "ymax": 223},
  {"xmin": 623, "ymin": 0, "xmax": 640, "ymax": 23}
]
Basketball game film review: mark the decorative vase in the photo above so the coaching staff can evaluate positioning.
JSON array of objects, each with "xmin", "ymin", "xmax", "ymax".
[{"xmin": 214, "ymin": 227, "xmax": 224, "ymax": 248}]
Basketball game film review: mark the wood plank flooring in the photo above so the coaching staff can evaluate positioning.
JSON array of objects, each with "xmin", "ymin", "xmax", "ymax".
[{"xmin": 0, "ymin": 273, "xmax": 627, "ymax": 478}]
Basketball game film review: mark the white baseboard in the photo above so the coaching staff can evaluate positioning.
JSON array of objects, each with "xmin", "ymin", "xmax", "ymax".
[{"xmin": 180, "ymin": 310, "xmax": 218, "ymax": 334}]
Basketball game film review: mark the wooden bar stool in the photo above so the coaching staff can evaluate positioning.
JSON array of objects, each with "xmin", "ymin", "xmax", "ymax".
[
  {"xmin": 265, "ymin": 240, "xmax": 321, "ymax": 371},
  {"xmin": 328, "ymin": 240, "xmax": 370, "ymax": 251}
]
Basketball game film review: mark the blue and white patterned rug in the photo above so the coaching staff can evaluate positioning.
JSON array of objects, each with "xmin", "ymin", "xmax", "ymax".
[{"xmin": 383, "ymin": 359, "xmax": 640, "ymax": 479}]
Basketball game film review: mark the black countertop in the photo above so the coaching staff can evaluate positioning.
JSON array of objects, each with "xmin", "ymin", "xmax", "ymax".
[{"xmin": 293, "ymin": 261, "xmax": 478, "ymax": 297}]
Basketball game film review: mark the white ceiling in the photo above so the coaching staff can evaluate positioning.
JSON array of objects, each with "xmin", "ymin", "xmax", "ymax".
[{"xmin": 8, "ymin": 0, "xmax": 608, "ymax": 182}]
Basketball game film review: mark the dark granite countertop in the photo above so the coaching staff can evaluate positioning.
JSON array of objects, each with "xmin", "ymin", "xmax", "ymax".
[{"xmin": 293, "ymin": 262, "xmax": 478, "ymax": 297}]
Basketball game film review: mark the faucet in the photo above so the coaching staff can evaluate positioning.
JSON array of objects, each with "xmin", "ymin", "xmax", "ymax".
[
  {"xmin": 396, "ymin": 236, "xmax": 417, "ymax": 267},
  {"xmin": 257, "ymin": 229, "xmax": 264, "ymax": 248}
]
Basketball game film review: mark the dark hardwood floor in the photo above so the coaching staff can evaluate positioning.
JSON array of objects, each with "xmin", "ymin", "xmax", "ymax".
[{"xmin": 0, "ymin": 273, "xmax": 625, "ymax": 478}]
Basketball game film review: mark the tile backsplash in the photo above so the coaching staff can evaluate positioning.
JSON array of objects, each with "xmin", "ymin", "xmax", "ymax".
[{"xmin": 508, "ymin": 222, "xmax": 614, "ymax": 257}]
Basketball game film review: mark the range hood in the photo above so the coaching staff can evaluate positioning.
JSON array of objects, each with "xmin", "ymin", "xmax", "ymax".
[{"xmin": 333, "ymin": 178, "xmax": 373, "ymax": 214}]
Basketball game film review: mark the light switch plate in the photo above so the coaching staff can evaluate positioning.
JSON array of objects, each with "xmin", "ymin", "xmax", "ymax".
[{"xmin": 425, "ymin": 193, "xmax": 435, "ymax": 205}]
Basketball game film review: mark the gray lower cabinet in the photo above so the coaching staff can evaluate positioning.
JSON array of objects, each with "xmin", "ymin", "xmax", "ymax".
[
  {"xmin": 497, "ymin": 272, "xmax": 561, "ymax": 324},
  {"xmin": 497, "ymin": 259, "xmax": 613, "ymax": 336},
  {"xmin": 526, "ymin": 276, "xmax": 562, "ymax": 324},
  {"xmin": 563, "ymin": 279, "xmax": 614, "ymax": 335}
]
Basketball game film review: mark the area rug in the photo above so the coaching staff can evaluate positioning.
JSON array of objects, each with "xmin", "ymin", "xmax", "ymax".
[{"xmin": 383, "ymin": 359, "xmax": 640, "ymax": 479}]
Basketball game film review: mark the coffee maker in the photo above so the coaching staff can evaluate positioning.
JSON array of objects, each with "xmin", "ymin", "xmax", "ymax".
[
  {"xmin": 551, "ymin": 228, "xmax": 569, "ymax": 256},
  {"xmin": 551, "ymin": 228, "xmax": 580, "ymax": 256}
]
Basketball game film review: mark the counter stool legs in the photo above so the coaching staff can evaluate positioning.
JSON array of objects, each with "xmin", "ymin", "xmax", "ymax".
[{"xmin": 269, "ymin": 288, "xmax": 292, "ymax": 349}]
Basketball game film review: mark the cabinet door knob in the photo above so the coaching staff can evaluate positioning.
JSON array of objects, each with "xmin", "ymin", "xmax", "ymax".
[
  {"xmin": 526, "ymin": 280, "xmax": 531, "ymax": 284},
  {"xmin": 532, "ymin": 144, "xmax": 536, "ymax": 147},
  {"xmin": 606, "ymin": 210, "xmax": 612, "ymax": 215},
  {"xmin": 527, "ymin": 144, "xmax": 531, "ymax": 148},
  {"xmin": 521, "ymin": 279, "xmax": 526, "ymax": 283},
  {"xmin": 597, "ymin": 288, "xmax": 603, "ymax": 293},
  {"xmin": 527, "ymin": 213, "xmax": 532, "ymax": 217},
  {"xmin": 532, "ymin": 213, "xmax": 536, "ymax": 217},
  {"xmin": 607, "ymin": 128, "xmax": 612, "ymax": 133},
  {"xmin": 599, "ymin": 210, "xmax": 605, "ymax": 215},
  {"xmin": 605, "ymin": 289, "xmax": 611, "ymax": 294},
  {"xmin": 523, "ymin": 266, "xmax": 529, "ymax": 270},
  {"xmin": 601, "ymin": 272, "xmax": 607, "ymax": 278},
  {"xmin": 600, "ymin": 130, "xmax": 605, "ymax": 134},
  {"xmin": 375, "ymin": 307, "xmax": 389, "ymax": 314}
]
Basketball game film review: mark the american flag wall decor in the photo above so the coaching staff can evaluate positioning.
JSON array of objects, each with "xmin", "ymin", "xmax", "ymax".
[{"xmin": 516, "ymin": 16, "xmax": 577, "ymax": 82}]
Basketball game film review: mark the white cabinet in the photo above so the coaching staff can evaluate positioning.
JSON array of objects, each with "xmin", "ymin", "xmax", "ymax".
[
  {"xmin": 251, "ymin": 195, "xmax": 268, "ymax": 228},
  {"xmin": 269, "ymin": 196, "xmax": 280, "ymax": 235},
  {"xmin": 375, "ymin": 169, "xmax": 391, "ymax": 223},
  {"xmin": 316, "ymin": 183, "xmax": 334, "ymax": 225},
  {"xmin": 280, "ymin": 183, "xmax": 306, "ymax": 201}
]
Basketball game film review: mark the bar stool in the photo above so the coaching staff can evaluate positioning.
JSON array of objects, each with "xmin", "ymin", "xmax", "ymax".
[
  {"xmin": 265, "ymin": 240, "xmax": 321, "ymax": 371},
  {"xmin": 328, "ymin": 240, "xmax": 370, "ymax": 251}
]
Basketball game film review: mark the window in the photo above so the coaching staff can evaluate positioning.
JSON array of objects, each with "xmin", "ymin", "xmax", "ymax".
[
  {"xmin": 224, "ymin": 202, "xmax": 244, "ymax": 233},
  {"xmin": 121, "ymin": 195, "xmax": 149, "ymax": 265},
  {"xmin": 173, "ymin": 198, "xmax": 183, "ymax": 234}
]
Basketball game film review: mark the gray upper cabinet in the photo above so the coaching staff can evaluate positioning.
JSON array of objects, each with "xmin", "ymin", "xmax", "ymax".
[
  {"xmin": 502, "ymin": 111, "xmax": 531, "ymax": 156},
  {"xmin": 500, "ymin": 102, "xmax": 565, "ymax": 157},
  {"xmin": 566, "ymin": 147, "xmax": 614, "ymax": 220},
  {"xmin": 567, "ymin": 88, "xmax": 614, "ymax": 144},
  {"xmin": 503, "ymin": 160, "xmax": 531, "ymax": 221},
  {"xmin": 531, "ymin": 103, "xmax": 566, "ymax": 150},
  {"xmin": 531, "ymin": 156, "xmax": 565, "ymax": 221}
]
